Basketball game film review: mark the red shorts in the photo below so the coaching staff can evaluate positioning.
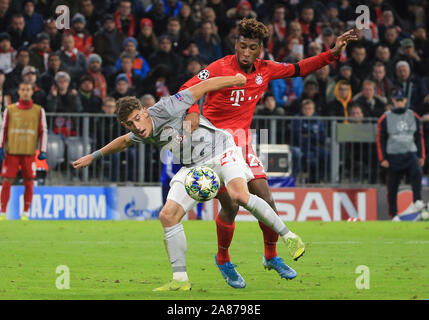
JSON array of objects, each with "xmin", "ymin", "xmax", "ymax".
[
  {"xmin": 1, "ymin": 154, "xmax": 36, "ymax": 179},
  {"xmin": 218, "ymin": 145, "xmax": 266, "ymax": 194}
]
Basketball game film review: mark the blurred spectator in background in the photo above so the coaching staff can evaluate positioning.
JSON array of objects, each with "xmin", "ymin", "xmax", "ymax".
[
  {"xmin": 87, "ymin": 54, "xmax": 107, "ymax": 100},
  {"xmin": 109, "ymin": 73, "xmax": 136, "ymax": 100},
  {"xmin": 94, "ymin": 14, "xmax": 126, "ymax": 76},
  {"xmin": 373, "ymin": 44, "xmax": 395, "ymax": 79},
  {"xmin": 412, "ymin": 25, "xmax": 429, "ymax": 71},
  {"xmin": 29, "ymin": 32, "xmax": 51, "ymax": 74},
  {"xmin": 182, "ymin": 40, "xmax": 209, "ymax": 66},
  {"xmin": 221, "ymin": 20, "xmax": 239, "ymax": 57},
  {"xmin": 326, "ymin": 80, "xmax": 352, "ymax": 118},
  {"xmin": 0, "ymin": 69, "xmax": 11, "ymax": 111},
  {"xmin": 116, "ymin": 37, "xmax": 150, "ymax": 80},
  {"xmin": 7, "ymin": 14, "xmax": 31, "ymax": 50},
  {"xmin": 141, "ymin": 93, "xmax": 156, "ymax": 108},
  {"xmin": 226, "ymin": 0, "xmax": 256, "ymax": 26},
  {"xmin": 5, "ymin": 47, "xmax": 30, "ymax": 93},
  {"xmin": 149, "ymin": 35, "xmax": 183, "ymax": 82},
  {"xmin": 193, "ymin": 21, "xmax": 222, "ymax": 64},
  {"xmin": 393, "ymin": 60, "xmax": 428, "ymax": 111},
  {"xmin": 23, "ymin": 0, "xmax": 44, "ymax": 38},
  {"xmin": 201, "ymin": 7, "xmax": 220, "ymax": 41},
  {"xmin": 304, "ymin": 65, "xmax": 335, "ymax": 104},
  {"xmin": 145, "ymin": 0, "xmax": 169, "ymax": 36},
  {"xmin": 255, "ymin": 91, "xmax": 285, "ymax": 116},
  {"xmin": 382, "ymin": 25, "xmax": 401, "ymax": 57},
  {"xmin": 111, "ymin": 54, "xmax": 143, "ymax": 94},
  {"xmin": 176, "ymin": 57, "xmax": 203, "ymax": 92},
  {"xmin": 43, "ymin": 18, "xmax": 62, "ymax": 52},
  {"xmin": 292, "ymin": 99, "xmax": 330, "ymax": 183},
  {"xmin": 0, "ymin": 0, "xmax": 11, "ymax": 32},
  {"xmin": 307, "ymin": 40, "xmax": 322, "ymax": 57},
  {"xmin": 393, "ymin": 38, "xmax": 426, "ymax": 77},
  {"xmin": 101, "ymin": 96, "xmax": 116, "ymax": 114},
  {"xmin": 141, "ymin": 64, "xmax": 172, "ymax": 99},
  {"xmin": 270, "ymin": 72, "xmax": 303, "ymax": 109},
  {"xmin": 353, "ymin": 79, "xmax": 386, "ymax": 117},
  {"xmin": 349, "ymin": 45, "xmax": 371, "ymax": 85},
  {"xmin": 178, "ymin": 3, "xmax": 198, "ymax": 38},
  {"xmin": 137, "ymin": 18, "xmax": 159, "ymax": 60},
  {"xmin": 114, "ymin": 0, "xmax": 136, "ymax": 37},
  {"xmin": 78, "ymin": 74, "xmax": 102, "ymax": 113},
  {"xmin": 165, "ymin": 16, "xmax": 190, "ymax": 55},
  {"xmin": 335, "ymin": 63, "xmax": 360, "ymax": 95},
  {"xmin": 38, "ymin": 52, "xmax": 63, "ymax": 96},
  {"xmin": 296, "ymin": 5, "xmax": 318, "ymax": 43},
  {"xmin": 46, "ymin": 71, "xmax": 82, "ymax": 137},
  {"xmin": 289, "ymin": 78, "xmax": 324, "ymax": 116},
  {"xmin": 0, "ymin": 33, "xmax": 15, "ymax": 74},
  {"xmin": 46, "ymin": 71, "xmax": 83, "ymax": 113},
  {"xmin": 79, "ymin": 0, "xmax": 102, "ymax": 35},
  {"xmin": 67, "ymin": 13, "xmax": 94, "ymax": 58},
  {"xmin": 368, "ymin": 61, "xmax": 393, "ymax": 104},
  {"xmin": 58, "ymin": 33, "xmax": 87, "ymax": 86}
]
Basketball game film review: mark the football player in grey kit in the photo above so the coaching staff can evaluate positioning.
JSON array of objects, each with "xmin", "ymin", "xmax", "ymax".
[{"xmin": 73, "ymin": 73, "xmax": 305, "ymax": 291}]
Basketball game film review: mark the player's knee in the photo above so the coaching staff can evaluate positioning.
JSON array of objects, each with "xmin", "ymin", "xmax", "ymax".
[
  {"xmin": 159, "ymin": 207, "xmax": 179, "ymax": 227},
  {"xmin": 228, "ymin": 190, "xmax": 250, "ymax": 207}
]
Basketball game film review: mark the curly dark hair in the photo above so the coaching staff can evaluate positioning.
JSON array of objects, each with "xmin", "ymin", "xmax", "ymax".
[
  {"xmin": 238, "ymin": 18, "xmax": 269, "ymax": 44},
  {"xmin": 115, "ymin": 96, "xmax": 142, "ymax": 123}
]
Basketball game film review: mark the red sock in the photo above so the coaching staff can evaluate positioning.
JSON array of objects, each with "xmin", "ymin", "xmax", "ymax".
[
  {"xmin": 215, "ymin": 214, "xmax": 235, "ymax": 265},
  {"xmin": 1, "ymin": 181, "xmax": 12, "ymax": 212},
  {"xmin": 23, "ymin": 180, "xmax": 34, "ymax": 212},
  {"xmin": 258, "ymin": 221, "xmax": 279, "ymax": 260}
]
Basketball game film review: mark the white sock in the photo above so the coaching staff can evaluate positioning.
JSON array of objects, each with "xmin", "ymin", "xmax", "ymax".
[
  {"xmin": 0, "ymin": 212, "xmax": 6, "ymax": 217},
  {"xmin": 22, "ymin": 211, "xmax": 29, "ymax": 217},
  {"xmin": 173, "ymin": 272, "xmax": 189, "ymax": 282},
  {"xmin": 281, "ymin": 231, "xmax": 296, "ymax": 242},
  {"xmin": 243, "ymin": 194, "xmax": 289, "ymax": 236}
]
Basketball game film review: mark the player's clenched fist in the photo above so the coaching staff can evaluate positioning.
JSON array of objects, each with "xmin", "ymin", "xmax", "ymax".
[
  {"xmin": 72, "ymin": 154, "xmax": 93, "ymax": 169},
  {"xmin": 235, "ymin": 73, "xmax": 246, "ymax": 87}
]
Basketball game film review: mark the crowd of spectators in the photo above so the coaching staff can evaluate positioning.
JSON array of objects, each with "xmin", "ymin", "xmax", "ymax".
[{"xmin": 0, "ymin": 0, "xmax": 428, "ymax": 182}]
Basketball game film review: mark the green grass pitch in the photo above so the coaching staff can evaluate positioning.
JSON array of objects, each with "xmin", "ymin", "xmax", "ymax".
[{"xmin": 0, "ymin": 220, "xmax": 428, "ymax": 300}]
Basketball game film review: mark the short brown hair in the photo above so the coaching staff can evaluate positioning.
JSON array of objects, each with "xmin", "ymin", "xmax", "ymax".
[
  {"xmin": 238, "ymin": 18, "xmax": 269, "ymax": 44},
  {"xmin": 115, "ymin": 96, "xmax": 142, "ymax": 122}
]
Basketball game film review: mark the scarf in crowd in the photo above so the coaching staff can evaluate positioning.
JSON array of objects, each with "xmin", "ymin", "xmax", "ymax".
[
  {"xmin": 62, "ymin": 47, "xmax": 78, "ymax": 62},
  {"xmin": 115, "ymin": 11, "xmax": 135, "ymax": 37}
]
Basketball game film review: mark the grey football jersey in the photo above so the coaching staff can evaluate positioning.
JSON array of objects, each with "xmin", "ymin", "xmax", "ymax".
[{"xmin": 129, "ymin": 89, "xmax": 236, "ymax": 167}]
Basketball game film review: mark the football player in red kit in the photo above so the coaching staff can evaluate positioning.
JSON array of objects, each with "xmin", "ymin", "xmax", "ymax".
[{"xmin": 180, "ymin": 18, "xmax": 357, "ymax": 288}]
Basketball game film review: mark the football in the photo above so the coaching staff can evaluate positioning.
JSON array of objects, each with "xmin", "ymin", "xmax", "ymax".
[{"xmin": 185, "ymin": 167, "xmax": 220, "ymax": 202}]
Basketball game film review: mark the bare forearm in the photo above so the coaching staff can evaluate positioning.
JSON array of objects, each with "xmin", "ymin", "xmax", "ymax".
[
  {"xmin": 100, "ymin": 134, "xmax": 131, "ymax": 157},
  {"xmin": 188, "ymin": 75, "xmax": 245, "ymax": 101}
]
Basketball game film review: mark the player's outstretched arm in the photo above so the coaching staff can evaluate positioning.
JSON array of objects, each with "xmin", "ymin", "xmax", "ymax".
[
  {"xmin": 187, "ymin": 74, "xmax": 246, "ymax": 102},
  {"xmin": 72, "ymin": 133, "xmax": 134, "ymax": 169}
]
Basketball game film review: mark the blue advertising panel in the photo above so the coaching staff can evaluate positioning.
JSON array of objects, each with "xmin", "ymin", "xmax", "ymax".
[{"xmin": 7, "ymin": 186, "xmax": 118, "ymax": 220}]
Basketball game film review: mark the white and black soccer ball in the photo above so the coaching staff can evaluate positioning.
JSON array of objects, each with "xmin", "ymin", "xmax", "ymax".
[
  {"xmin": 197, "ymin": 69, "xmax": 210, "ymax": 80},
  {"xmin": 185, "ymin": 167, "xmax": 220, "ymax": 202}
]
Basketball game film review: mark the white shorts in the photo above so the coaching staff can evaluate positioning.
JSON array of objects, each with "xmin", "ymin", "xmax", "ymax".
[{"xmin": 167, "ymin": 147, "xmax": 254, "ymax": 212}]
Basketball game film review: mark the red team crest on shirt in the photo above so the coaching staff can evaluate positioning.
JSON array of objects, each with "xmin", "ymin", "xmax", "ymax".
[{"xmin": 255, "ymin": 74, "xmax": 263, "ymax": 85}]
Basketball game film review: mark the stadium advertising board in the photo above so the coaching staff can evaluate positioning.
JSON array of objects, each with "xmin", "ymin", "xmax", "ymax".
[
  {"xmin": 209, "ymin": 188, "xmax": 378, "ymax": 221},
  {"xmin": 5, "ymin": 186, "xmax": 117, "ymax": 220},
  {"xmin": 116, "ymin": 187, "xmax": 162, "ymax": 220}
]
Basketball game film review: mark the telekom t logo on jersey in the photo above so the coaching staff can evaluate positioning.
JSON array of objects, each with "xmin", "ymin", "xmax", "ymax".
[{"xmin": 230, "ymin": 90, "xmax": 259, "ymax": 106}]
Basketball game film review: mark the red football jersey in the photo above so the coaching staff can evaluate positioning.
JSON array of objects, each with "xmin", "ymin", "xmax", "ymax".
[{"xmin": 180, "ymin": 51, "xmax": 337, "ymax": 146}]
